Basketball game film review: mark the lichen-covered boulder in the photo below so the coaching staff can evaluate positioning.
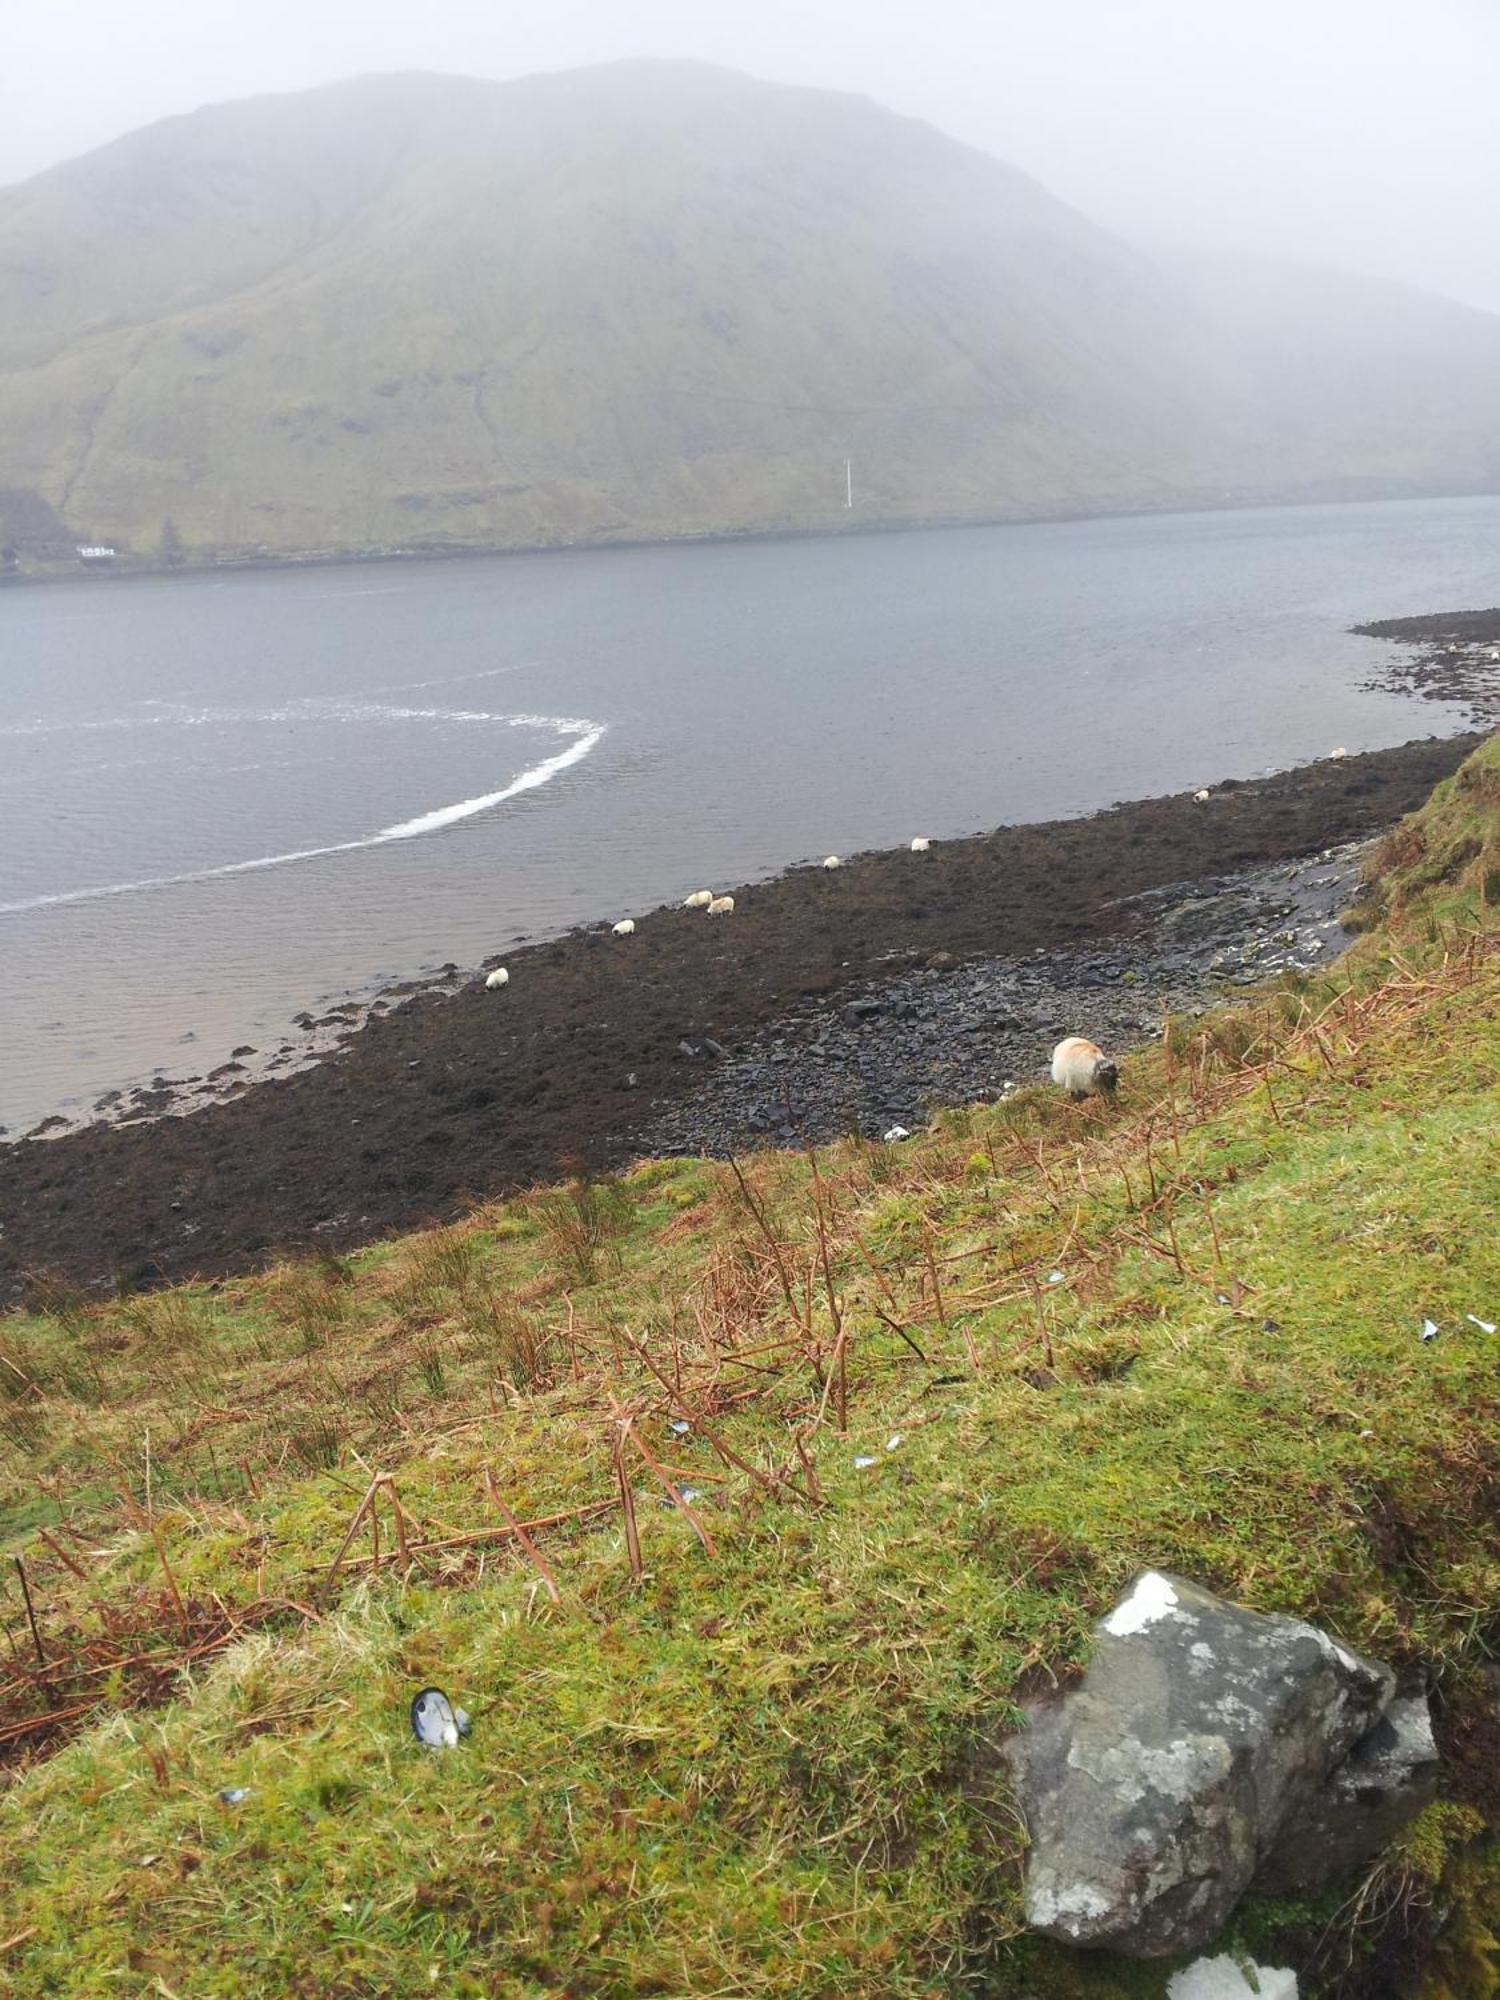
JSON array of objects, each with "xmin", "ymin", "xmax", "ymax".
[
  {"xmin": 1005, "ymin": 1571, "xmax": 1427, "ymax": 1957},
  {"xmin": 1253, "ymin": 1692, "xmax": 1439, "ymax": 1896}
]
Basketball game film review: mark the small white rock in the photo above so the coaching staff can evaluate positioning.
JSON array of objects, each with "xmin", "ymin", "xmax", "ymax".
[{"xmin": 882, "ymin": 1124, "xmax": 911, "ymax": 1143}]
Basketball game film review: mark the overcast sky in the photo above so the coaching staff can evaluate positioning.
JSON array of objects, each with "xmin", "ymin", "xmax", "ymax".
[{"xmin": 6, "ymin": 0, "xmax": 1499, "ymax": 312}]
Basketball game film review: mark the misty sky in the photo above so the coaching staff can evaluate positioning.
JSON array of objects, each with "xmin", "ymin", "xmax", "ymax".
[{"xmin": 6, "ymin": 0, "xmax": 1500, "ymax": 313}]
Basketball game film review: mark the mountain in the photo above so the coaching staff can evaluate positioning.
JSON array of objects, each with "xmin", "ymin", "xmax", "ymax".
[{"xmin": 1, "ymin": 63, "xmax": 1498, "ymax": 566}]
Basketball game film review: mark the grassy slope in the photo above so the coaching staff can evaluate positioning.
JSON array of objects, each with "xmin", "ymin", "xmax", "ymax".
[
  {"xmin": 5, "ymin": 67, "xmax": 1500, "ymax": 567},
  {"xmin": 0, "ymin": 740, "xmax": 1497, "ymax": 1997}
]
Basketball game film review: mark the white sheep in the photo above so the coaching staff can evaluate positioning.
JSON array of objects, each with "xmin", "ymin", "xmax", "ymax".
[
  {"xmin": 683, "ymin": 890, "xmax": 713, "ymax": 909},
  {"xmin": 1329, "ymin": 746, "xmax": 1348, "ymax": 759},
  {"xmin": 822, "ymin": 855, "xmax": 842, "ymax": 870},
  {"xmin": 612, "ymin": 919, "xmax": 636, "ymax": 937},
  {"xmin": 1193, "ymin": 788, "xmax": 1211, "ymax": 802},
  {"xmin": 706, "ymin": 894, "xmax": 735, "ymax": 916},
  {"xmin": 1051, "ymin": 1036, "xmax": 1118, "ymax": 1101},
  {"xmin": 910, "ymin": 837, "xmax": 931, "ymax": 852},
  {"xmin": 485, "ymin": 968, "xmax": 510, "ymax": 990}
]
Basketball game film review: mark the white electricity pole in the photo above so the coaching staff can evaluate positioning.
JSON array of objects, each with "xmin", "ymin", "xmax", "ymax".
[{"xmin": 845, "ymin": 458, "xmax": 853, "ymax": 509}]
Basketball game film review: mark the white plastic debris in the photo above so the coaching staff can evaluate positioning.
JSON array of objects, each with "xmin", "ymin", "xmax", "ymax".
[
  {"xmin": 1420, "ymin": 1319, "xmax": 1440, "ymax": 1343},
  {"xmin": 411, "ymin": 1687, "xmax": 464, "ymax": 1750},
  {"xmin": 218, "ymin": 1786, "xmax": 253, "ymax": 1805},
  {"xmin": 882, "ymin": 1125, "xmax": 911, "ymax": 1143},
  {"xmin": 885, "ymin": 1434, "xmax": 904, "ymax": 1452},
  {"xmin": 661, "ymin": 1485, "xmax": 705, "ymax": 1507},
  {"xmin": 669, "ymin": 1419, "xmax": 692, "ymax": 1435},
  {"xmin": 1168, "ymin": 1955, "xmax": 1298, "ymax": 2000},
  {"xmin": 1047, "ymin": 1269, "xmax": 1065, "ymax": 1286},
  {"xmin": 1466, "ymin": 1314, "xmax": 1497, "ymax": 1334},
  {"xmin": 853, "ymin": 1455, "xmax": 878, "ymax": 1469}
]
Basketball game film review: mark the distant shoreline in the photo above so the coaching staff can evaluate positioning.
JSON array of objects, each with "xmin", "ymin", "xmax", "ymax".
[{"xmin": 6, "ymin": 478, "xmax": 1500, "ymax": 591}]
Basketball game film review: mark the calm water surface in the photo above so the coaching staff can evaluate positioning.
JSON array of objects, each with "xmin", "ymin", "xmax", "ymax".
[{"xmin": 2, "ymin": 496, "xmax": 1494, "ymax": 1131}]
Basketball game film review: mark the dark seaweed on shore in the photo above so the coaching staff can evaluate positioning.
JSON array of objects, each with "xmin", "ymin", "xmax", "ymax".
[{"xmin": 0, "ymin": 733, "xmax": 1476, "ymax": 1306}]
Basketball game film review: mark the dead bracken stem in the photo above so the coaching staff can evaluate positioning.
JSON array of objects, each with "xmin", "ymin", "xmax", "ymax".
[
  {"xmin": 626, "ymin": 1421, "xmax": 718, "ymax": 1558},
  {"xmin": 728, "ymin": 1156, "xmax": 800, "ymax": 1328},
  {"xmin": 147, "ymin": 1521, "xmax": 190, "ymax": 1640},
  {"xmin": 612, "ymin": 1425, "xmax": 643, "ymax": 1582},
  {"xmin": 484, "ymin": 1467, "xmax": 562, "ymax": 1604},
  {"xmin": 13, "ymin": 1559, "xmax": 45, "ymax": 1667},
  {"xmin": 319, "ymin": 1473, "xmax": 384, "ymax": 1607}
]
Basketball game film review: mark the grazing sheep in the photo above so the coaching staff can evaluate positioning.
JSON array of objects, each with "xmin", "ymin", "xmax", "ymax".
[
  {"xmin": 910, "ymin": 836, "xmax": 931, "ymax": 852},
  {"xmin": 1329, "ymin": 746, "xmax": 1348, "ymax": 759},
  {"xmin": 822, "ymin": 855, "xmax": 842, "ymax": 870},
  {"xmin": 1051, "ymin": 1035, "xmax": 1118, "ymax": 1101},
  {"xmin": 683, "ymin": 890, "xmax": 713, "ymax": 909},
  {"xmin": 1193, "ymin": 788, "xmax": 1211, "ymax": 802},
  {"xmin": 485, "ymin": 968, "xmax": 510, "ymax": 990},
  {"xmin": 707, "ymin": 894, "xmax": 735, "ymax": 916},
  {"xmin": 612, "ymin": 919, "xmax": 636, "ymax": 937}
]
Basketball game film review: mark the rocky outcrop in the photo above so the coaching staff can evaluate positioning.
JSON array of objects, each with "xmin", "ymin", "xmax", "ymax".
[{"xmin": 1005, "ymin": 1571, "xmax": 1438, "ymax": 1958}]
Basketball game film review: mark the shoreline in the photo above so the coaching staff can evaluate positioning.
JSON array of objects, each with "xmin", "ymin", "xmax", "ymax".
[
  {"xmin": 0, "ymin": 729, "xmax": 1477, "ymax": 1305},
  {"xmin": 5, "ymin": 482, "xmax": 1499, "ymax": 593}
]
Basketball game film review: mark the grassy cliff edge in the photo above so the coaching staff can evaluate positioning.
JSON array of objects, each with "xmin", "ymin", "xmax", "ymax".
[{"xmin": 0, "ymin": 738, "xmax": 1497, "ymax": 1996}]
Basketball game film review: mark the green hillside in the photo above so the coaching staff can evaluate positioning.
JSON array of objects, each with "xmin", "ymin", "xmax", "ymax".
[
  {"xmin": 3, "ymin": 63, "xmax": 1500, "ymax": 568},
  {"xmin": 0, "ymin": 738, "xmax": 1496, "ymax": 1995}
]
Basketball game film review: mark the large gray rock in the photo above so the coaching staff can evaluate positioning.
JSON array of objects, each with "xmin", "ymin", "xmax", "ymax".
[
  {"xmin": 1006, "ymin": 1571, "xmax": 1432, "ymax": 1957},
  {"xmin": 1254, "ymin": 1692, "xmax": 1439, "ymax": 1896}
]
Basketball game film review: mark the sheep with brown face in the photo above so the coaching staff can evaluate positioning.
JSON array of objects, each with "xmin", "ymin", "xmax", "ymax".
[{"xmin": 1051, "ymin": 1036, "xmax": 1118, "ymax": 1101}]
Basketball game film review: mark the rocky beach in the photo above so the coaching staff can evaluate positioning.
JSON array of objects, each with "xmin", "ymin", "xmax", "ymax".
[{"xmin": 0, "ymin": 727, "xmax": 1479, "ymax": 1305}]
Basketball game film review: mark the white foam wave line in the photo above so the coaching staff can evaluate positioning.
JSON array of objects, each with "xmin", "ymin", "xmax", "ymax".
[
  {"xmin": 0, "ymin": 717, "xmax": 605, "ymax": 917},
  {"xmin": 0, "ymin": 694, "xmax": 542, "ymax": 739}
]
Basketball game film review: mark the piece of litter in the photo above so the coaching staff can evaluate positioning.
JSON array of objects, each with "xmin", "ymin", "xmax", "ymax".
[
  {"xmin": 1262, "ymin": 1319, "xmax": 1282, "ymax": 1334},
  {"xmin": 218, "ymin": 1787, "xmax": 253, "ymax": 1805},
  {"xmin": 1420, "ymin": 1319, "xmax": 1440, "ymax": 1343},
  {"xmin": 1359, "ymin": 1429, "xmax": 1375, "ymax": 1440},
  {"xmin": 853, "ymin": 1455, "xmax": 878, "ymax": 1469},
  {"xmin": 1466, "ymin": 1314, "xmax": 1497, "ymax": 1334},
  {"xmin": 885, "ymin": 1434, "xmax": 904, "ymax": 1452},
  {"xmin": 661, "ymin": 1485, "xmax": 704, "ymax": 1507},
  {"xmin": 669, "ymin": 1419, "xmax": 691, "ymax": 1435},
  {"xmin": 411, "ymin": 1687, "xmax": 464, "ymax": 1749},
  {"xmin": 882, "ymin": 1125, "xmax": 911, "ymax": 1143},
  {"xmin": 1047, "ymin": 1269, "xmax": 1065, "ymax": 1286}
]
